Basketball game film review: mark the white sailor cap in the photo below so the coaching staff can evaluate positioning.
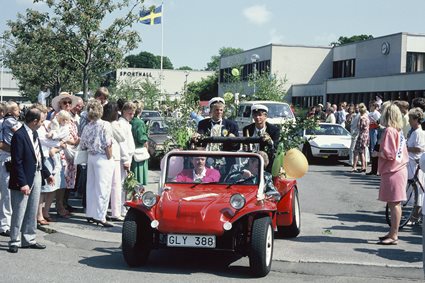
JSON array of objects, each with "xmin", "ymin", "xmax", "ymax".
[
  {"xmin": 251, "ymin": 104, "xmax": 268, "ymax": 113},
  {"xmin": 208, "ymin": 97, "xmax": 225, "ymax": 108}
]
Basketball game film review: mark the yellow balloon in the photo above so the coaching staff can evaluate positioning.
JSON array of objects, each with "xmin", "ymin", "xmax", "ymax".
[
  {"xmin": 283, "ymin": 148, "xmax": 309, "ymax": 179},
  {"xmin": 223, "ymin": 92, "xmax": 234, "ymax": 101},
  {"xmin": 231, "ymin": 68, "xmax": 240, "ymax": 77}
]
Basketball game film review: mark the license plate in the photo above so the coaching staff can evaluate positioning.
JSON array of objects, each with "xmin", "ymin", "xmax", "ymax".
[{"xmin": 167, "ymin": 234, "xmax": 216, "ymax": 248}]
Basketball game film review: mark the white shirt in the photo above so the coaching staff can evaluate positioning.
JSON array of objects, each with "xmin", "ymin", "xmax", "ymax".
[
  {"xmin": 118, "ymin": 117, "xmax": 135, "ymax": 164},
  {"xmin": 192, "ymin": 167, "xmax": 206, "ymax": 182},
  {"xmin": 37, "ymin": 90, "xmax": 51, "ymax": 106},
  {"xmin": 325, "ymin": 113, "xmax": 336, "ymax": 124},
  {"xmin": 24, "ymin": 123, "xmax": 41, "ymax": 167}
]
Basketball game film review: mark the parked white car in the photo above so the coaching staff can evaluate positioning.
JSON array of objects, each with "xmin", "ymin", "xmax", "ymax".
[
  {"xmin": 300, "ymin": 123, "xmax": 351, "ymax": 161},
  {"xmin": 235, "ymin": 101, "xmax": 295, "ymax": 130}
]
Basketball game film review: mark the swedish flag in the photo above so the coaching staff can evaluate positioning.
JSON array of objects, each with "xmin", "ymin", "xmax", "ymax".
[{"xmin": 139, "ymin": 5, "xmax": 162, "ymax": 25}]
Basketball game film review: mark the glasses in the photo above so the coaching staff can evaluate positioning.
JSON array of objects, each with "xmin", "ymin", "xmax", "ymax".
[{"xmin": 61, "ymin": 100, "xmax": 72, "ymax": 105}]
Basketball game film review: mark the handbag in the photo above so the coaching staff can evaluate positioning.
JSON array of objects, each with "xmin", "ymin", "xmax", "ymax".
[
  {"xmin": 74, "ymin": 146, "xmax": 88, "ymax": 165},
  {"xmin": 133, "ymin": 147, "xmax": 150, "ymax": 162}
]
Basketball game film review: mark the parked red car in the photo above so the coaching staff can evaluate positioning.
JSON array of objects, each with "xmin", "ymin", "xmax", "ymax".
[{"xmin": 122, "ymin": 149, "xmax": 300, "ymax": 277}]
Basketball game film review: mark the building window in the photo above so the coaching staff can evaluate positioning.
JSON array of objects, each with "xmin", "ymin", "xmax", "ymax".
[
  {"xmin": 332, "ymin": 59, "xmax": 355, "ymax": 78},
  {"xmin": 219, "ymin": 60, "xmax": 271, "ymax": 83},
  {"xmin": 407, "ymin": 52, "xmax": 425, "ymax": 72}
]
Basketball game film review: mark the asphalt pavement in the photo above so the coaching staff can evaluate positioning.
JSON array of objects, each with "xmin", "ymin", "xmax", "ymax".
[{"xmin": 37, "ymin": 164, "xmax": 424, "ymax": 281}]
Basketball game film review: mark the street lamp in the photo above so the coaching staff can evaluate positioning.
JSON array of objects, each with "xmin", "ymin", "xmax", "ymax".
[
  {"xmin": 184, "ymin": 70, "xmax": 190, "ymax": 95},
  {"xmin": 251, "ymin": 54, "xmax": 260, "ymax": 96}
]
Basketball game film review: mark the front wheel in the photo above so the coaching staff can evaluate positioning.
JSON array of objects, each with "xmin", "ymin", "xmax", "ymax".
[
  {"xmin": 385, "ymin": 181, "xmax": 417, "ymax": 229},
  {"xmin": 122, "ymin": 208, "xmax": 153, "ymax": 267},
  {"xmin": 249, "ymin": 216, "xmax": 273, "ymax": 277}
]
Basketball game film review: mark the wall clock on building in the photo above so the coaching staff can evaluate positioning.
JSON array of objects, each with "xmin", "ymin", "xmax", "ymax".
[{"xmin": 381, "ymin": 42, "xmax": 390, "ymax": 55}]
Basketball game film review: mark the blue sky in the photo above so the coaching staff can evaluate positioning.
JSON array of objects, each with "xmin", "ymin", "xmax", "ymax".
[{"xmin": 2, "ymin": 0, "xmax": 425, "ymax": 70}]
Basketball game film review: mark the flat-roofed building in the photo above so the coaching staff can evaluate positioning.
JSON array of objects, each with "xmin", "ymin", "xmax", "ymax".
[
  {"xmin": 219, "ymin": 32, "xmax": 425, "ymax": 108},
  {"xmin": 116, "ymin": 68, "xmax": 214, "ymax": 100}
]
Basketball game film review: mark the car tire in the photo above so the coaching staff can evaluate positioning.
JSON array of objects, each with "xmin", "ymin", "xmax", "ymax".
[
  {"xmin": 278, "ymin": 187, "xmax": 301, "ymax": 238},
  {"xmin": 122, "ymin": 208, "xmax": 153, "ymax": 267},
  {"xmin": 302, "ymin": 143, "xmax": 313, "ymax": 162},
  {"xmin": 249, "ymin": 216, "xmax": 273, "ymax": 277}
]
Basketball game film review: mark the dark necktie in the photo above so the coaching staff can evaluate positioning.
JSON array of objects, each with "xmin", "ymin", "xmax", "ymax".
[
  {"xmin": 33, "ymin": 131, "xmax": 41, "ymax": 168},
  {"xmin": 211, "ymin": 120, "xmax": 221, "ymax": 126},
  {"xmin": 33, "ymin": 130, "xmax": 38, "ymax": 143}
]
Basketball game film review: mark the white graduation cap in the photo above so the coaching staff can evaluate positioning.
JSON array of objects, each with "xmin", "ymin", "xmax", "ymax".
[
  {"xmin": 251, "ymin": 104, "xmax": 269, "ymax": 113},
  {"xmin": 208, "ymin": 97, "xmax": 225, "ymax": 108}
]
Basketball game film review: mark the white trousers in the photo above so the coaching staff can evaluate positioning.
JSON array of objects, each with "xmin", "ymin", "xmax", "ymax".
[
  {"xmin": 349, "ymin": 134, "xmax": 358, "ymax": 166},
  {"xmin": 0, "ymin": 152, "xmax": 11, "ymax": 233},
  {"xmin": 120, "ymin": 164, "xmax": 128, "ymax": 216},
  {"xmin": 86, "ymin": 154, "xmax": 114, "ymax": 222},
  {"xmin": 110, "ymin": 160, "xmax": 122, "ymax": 218}
]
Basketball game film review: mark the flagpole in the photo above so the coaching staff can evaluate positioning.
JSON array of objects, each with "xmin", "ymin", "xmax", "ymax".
[{"xmin": 160, "ymin": 2, "xmax": 164, "ymax": 100}]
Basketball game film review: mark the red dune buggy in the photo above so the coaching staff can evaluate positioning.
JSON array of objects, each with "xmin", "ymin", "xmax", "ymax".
[{"xmin": 122, "ymin": 139, "xmax": 300, "ymax": 277}]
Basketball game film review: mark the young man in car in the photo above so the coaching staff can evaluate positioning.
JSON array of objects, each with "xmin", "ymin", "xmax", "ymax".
[
  {"xmin": 225, "ymin": 151, "xmax": 280, "ymax": 199},
  {"xmin": 196, "ymin": 97, "xmax": 239, "ymax": 151},
  {"xmin": 242, "ymin": 104, "xmax": 280, "ymax": 172}
]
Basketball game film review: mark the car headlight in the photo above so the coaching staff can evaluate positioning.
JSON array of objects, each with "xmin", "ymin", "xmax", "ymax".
[
  {"xmin": 141, "ymin": 191, "xmax": 158, "ymax": 208},
  {"xmin": 230, "ymin": 194, "xmax": 246, "ymax": 210}
]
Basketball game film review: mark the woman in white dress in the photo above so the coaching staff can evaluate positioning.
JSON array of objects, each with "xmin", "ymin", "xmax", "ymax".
[
  {"xmin": 80, "ymin": 100, "xmax": 114, "ymax": 227},
  {"xmin": 406, "ymin": 107, "xmax": 425, "ymax": 220}
]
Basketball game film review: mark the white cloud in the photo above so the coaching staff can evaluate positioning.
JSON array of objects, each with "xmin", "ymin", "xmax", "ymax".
[
  {"xmin": 243, "ymin": 5, "xmax": 271, "ymax": 25},
  {"xmin": 269, "ymin": 28, "xmax": 284, "ymax": 44}
]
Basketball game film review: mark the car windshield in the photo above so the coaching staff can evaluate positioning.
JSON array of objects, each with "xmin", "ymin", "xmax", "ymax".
[
  {"xmin": 263, "ymin": 103, "xmax": 294, "ymax": 119},
  {"xmin": 165, "ymin": 154, "xmax": 261, "ymax": 185},
  {"xmin": 306, "ymin": 124, "xmax": 350, "ymax": 136},
  {"xmin": 141, "ymin": 111, "xmax": 161, "ymax": 119},
  {"xmin": 149, "ymin": 119, "xmax": 168, "ymax": 134}
]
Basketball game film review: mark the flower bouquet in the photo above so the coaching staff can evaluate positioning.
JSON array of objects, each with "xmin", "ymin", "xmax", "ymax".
[{"xmin": 123, "ymin": 171, "xmax": 144, "ymax": 201}]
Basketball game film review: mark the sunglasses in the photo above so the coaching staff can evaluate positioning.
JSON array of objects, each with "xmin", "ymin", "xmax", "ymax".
[{"xmin": 61, "ymin": 100, "xmax": 72, "ymax": 105}]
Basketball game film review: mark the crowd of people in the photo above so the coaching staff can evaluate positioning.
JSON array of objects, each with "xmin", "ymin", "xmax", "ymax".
[
  {"xmin": 0, "ymin": 87, "xmax": 150, "ymax": 253},
  {"xmin": 307, "ymin": 96, "xmax": 425, "ymax": 247}
]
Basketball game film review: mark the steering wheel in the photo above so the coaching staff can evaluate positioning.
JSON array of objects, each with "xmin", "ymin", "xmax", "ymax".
[{"xmin": 223, "ymin": 170, "xmax": 244, "ymax": 183}]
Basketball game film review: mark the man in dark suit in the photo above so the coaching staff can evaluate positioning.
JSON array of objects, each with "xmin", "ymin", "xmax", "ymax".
[
  {"xmin": 242, "ymin": 104, "xmax": 280, "ymax": 172},
  {"xmin": 197, "ymin": 97, "xmax": 239, "ymax": 151},
  {"xmin": 8, "ymin": 107, "xmax": 54, "ymax": 253}
]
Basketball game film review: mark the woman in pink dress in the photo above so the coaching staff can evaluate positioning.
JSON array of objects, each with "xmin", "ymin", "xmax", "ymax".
[{"xmin": 374, "ymin": 102, "xmax": 408, "ymax": 245}]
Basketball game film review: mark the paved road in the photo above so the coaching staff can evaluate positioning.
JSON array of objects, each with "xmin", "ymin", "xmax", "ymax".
[{"xmin": 0, "ymin": 161, "xmax": 423, "ymax": 281}]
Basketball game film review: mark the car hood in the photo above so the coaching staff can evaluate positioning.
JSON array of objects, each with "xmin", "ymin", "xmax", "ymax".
[
  {"xmin": 154, "ymin": 184, "xmax": 259, "ymax": 235},
  {"xmin": 308, "ymin": 135, "xmax": 351, "ymax": 148},
  {"xmin": 267, "ymin": 117, "xmax": 294, "ymax": 124},
  {"xmin": 149, "ymin": 134, "xmax": 169, "ymax": 144}
]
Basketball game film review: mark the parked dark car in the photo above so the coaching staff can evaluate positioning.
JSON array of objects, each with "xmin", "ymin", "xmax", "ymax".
[{"xmin": 146, "ymin": 118, "xmax": 172, "ymax": 165}]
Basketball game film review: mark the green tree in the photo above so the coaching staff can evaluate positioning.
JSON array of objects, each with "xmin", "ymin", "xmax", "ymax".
[
  {"xmin": 331, "ymin": 34, "xmax": 374, "ymax": 46},
  {"xmin": 109, "ymin": 77, "xmax": 160, "ymax": 109},
  {"xmin": 247, "ymin": 71, "xmax": 287, "ymax": 101},
  {"xmin": 124, "ymin": 51, "xmax": 173, "ymax": 69},
  {"xmin": 3, "ymin": 9, "xmax": 81, "ymax": 100},
  {"xmin": 176, "ymin": 66, "xmax": 193, "ymax": 71},
  {"xmin": 206, "ymin": 46, "xmax": 244, "ymax": 71},
  {"xmin": 187, "ymin": 73, "xmax": 218, "ymax": 101},
  {"xmin": 5, "ymin": 0, "xmax": 142, "ymax": 101}
]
